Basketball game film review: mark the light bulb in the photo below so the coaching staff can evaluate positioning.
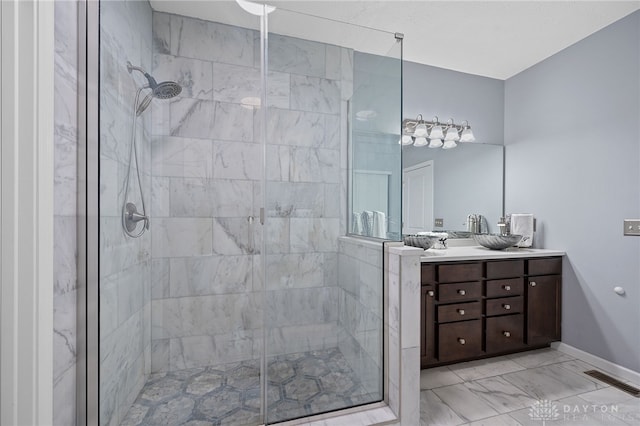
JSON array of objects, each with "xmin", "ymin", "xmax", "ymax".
[
  {"xmin": 413, "ymin": 137, "xmax": 428, "ymax": 147},
  {"xmin": 443, "ymin": 139, "xmax": 457, "ymax": 149},
  {"xmin": 444, "ymin": 127, "xmax": 460, "ymax": 141},
  {"xmin": 429, "ymin": 138, "xmax": 443, "ymax": 148},
  {"xmin": 429, "ymin": 125, "xmax": 444, "ymax": 140},
  {"xmin": 414, "ymin": 123, "xmax": 428, "ymax": 137},
  {"xmin": 401, "ymin": 135, "xmax": 413, "ymax": 145},
  {"xmin": 460, "ymin": 128, "xmax": 476, "ymax": 142}
]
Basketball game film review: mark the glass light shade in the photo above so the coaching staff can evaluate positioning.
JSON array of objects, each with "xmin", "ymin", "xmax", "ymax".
[
  {"xmin": 429, "ymin": 125, "xmax": 444, "ymax": 140},
  {"xmin": 460, "ymin": 128, "xmax": 476, "ymax": 142},
  {"xmin": 413, "ymin": 123, "xmax": 428, "ymax": 137},
  {"xmin": 413, "ymin": 136, "xmax": 428, "ymax": 147},
  {"xmin": 444, "ymin": 127, "xmax": 460, "ymax": 141},
  {"xmin": 400, "ymin": 134, "xmax": 413, "ymax": 145},
  {"xmin": 428, "ymin": 138, "xmax": 443, "ymax": 148},
  {"xmin": 442, "ymin": 139, "xmax": 457, "ymax": 149}
]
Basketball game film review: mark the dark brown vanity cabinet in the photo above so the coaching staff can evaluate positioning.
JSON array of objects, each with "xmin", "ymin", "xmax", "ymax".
[{"xmin": 420, "ymin": 256, "xmax": 562, "ymax": 368}]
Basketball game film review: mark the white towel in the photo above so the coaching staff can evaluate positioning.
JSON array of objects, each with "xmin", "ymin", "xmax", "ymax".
[
  {"xmin": 352, "ymin": 212, "xmax": 363, "ymax": 235},
  {"xmin": 511, "ymin": 214, "xmax": 534, "ymax": 247},
  {"xmin": 361, "ymin": 211, "xmax": 374, "ymax": 237},
  {"xmin": 372, "ymin": 211, "xmax": 387, "ymax": 239}
]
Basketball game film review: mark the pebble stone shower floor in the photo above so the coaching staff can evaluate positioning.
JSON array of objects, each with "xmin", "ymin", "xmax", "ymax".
[{"xmin": 119, "ymin": 348, "xmax": 379, "ymax": 425}]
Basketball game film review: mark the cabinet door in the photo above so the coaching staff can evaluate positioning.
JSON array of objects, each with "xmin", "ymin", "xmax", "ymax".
[
  {"xmin": 421, "ymin": 285, "xmax": 436, "ymax": 366},
  {"xmin": 527, "ymin": 275, "xmax": 561, "ymax": 345}
]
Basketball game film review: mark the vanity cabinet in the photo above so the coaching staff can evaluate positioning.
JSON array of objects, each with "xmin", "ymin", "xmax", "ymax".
[{"xmin": 420, "ymin": 256, "xmax": 562, "ymax": 368}]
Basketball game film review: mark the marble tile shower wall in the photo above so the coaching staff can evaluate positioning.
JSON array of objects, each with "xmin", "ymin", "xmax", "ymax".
[
  {"xmin": 99, "ymin": 1, "xmax": 153, "ymax": 425},
  {"xmin": 149, "ymin": 12, "xmax": 352, "ymax": 372},
  {"xmin": 53, "ymin": 1, "xmax": 78, "ymax": 424},
  {"xmin": 337, "ymin": 238, "xmax": 384, "ymax": 397}
]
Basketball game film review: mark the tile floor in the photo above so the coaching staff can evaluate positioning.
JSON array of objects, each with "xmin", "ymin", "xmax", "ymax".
[
  {"xmin": 120, "ymin": 348, "xmax": 379, "ymax": 426},
  {"xmin": 420, "ymin": 348, "xmax": 640, "ymax": 426}
]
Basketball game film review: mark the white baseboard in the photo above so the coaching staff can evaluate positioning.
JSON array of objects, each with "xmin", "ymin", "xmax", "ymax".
[{"xmin": 552, "ymin": 342, "xmax": 640, "ymax": 386}]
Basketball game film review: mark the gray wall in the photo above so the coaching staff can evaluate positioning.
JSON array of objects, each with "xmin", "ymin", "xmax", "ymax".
[
  {"xmin": 403, "ymin": 61, "xmax": 505, "ymax": 145},
  {"xmin": 505, "ymin": 11, "xmax": 640, "ymax": 372},
  {"xmin": 402, "ymin": 61, "xmax": 505, "ymax": 232}
]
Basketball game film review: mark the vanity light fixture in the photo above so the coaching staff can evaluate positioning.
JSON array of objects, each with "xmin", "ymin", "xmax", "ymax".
[{"xmin": 400, "ymin": 115, "xmax": 476, "ymax": 148}]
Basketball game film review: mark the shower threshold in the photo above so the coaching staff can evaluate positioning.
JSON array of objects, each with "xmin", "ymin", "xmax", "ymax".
[{"xmin": 120, "ymin": 347, "xmax": 379, "ymax": 425}]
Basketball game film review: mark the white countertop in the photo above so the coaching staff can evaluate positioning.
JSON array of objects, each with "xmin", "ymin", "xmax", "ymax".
[{"xmin": 420, "ymin": 245, "xmax": 565, "ymax": 262}]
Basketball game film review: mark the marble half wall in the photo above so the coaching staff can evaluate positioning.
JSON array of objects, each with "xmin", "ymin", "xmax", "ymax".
[{"xmin": 149, "ymin": 11, "xmax": 353, "ymax": 372}]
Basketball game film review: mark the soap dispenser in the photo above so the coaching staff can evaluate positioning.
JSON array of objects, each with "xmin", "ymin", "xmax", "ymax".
[{"xmin": 497, "ymin": 217, "xmax": 509, "ymax": 236}]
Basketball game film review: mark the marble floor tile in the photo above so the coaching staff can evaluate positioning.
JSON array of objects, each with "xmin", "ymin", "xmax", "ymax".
[
  {"xmin": 556, "ymin": 359, "xmax": 614, "ymax": 390},
  {"xmin": 419, "ymin": 390, "xmax": 465, "ymax": 426},
  {"xmin": 508, "ymin": 395, "xmax": 638, "ymax": 426},
  {"xmin": 465, "ymin": 413, "xmax": 524, "ymax": 426},
  {"xmin": 469, "ymin": 376, "xmax": 538, "ymax": 414},
  {"xmin": 577, "ymin": 386, "xmax": 638, "ymax": 405},
  {"xmin": 449, "ymin": 356, "xmax": 526, "ymax": 382},
  {"xmin": 433, "ymin": 383, "xmax": 501, "ymax": 422},
  {"xmin": 502, "ymin": 364, "xmax": 601, "ymax": 401},
  {"xmin": 507, "ymin": 348, "xmax": 574, "ymax": 369},
  {"xmin": 420, "ymin": 366, "xmax": 463, "ymax": 390}
]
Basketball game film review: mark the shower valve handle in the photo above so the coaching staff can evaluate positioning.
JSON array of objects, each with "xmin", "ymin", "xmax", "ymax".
[{"xmin": 124, "ymin": 202, "xmax": 149, "ymax": 233}]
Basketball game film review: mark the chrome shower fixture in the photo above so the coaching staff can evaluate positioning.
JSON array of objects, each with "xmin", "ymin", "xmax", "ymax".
[
  {"xmin": 400, "ymin": 115, "xmax": 476, "ymax": 149},
  {"xmin": 126, "ymin": 61, "xmax": 182, "ymax": 116}
]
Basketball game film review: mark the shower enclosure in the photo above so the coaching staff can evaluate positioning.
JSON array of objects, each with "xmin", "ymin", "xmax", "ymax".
[{"xmin": 89, "ymin": 1, "xmax": 402, "ymax": 424}]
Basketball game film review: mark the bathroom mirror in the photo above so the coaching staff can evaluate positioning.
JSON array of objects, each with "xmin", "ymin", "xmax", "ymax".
[{"xmin": 402, "ymin": 142, "xmax": 504, "ymax": 236}]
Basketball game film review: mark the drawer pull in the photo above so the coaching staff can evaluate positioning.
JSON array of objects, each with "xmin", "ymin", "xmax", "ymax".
[
  {"xmin": 458, "ymin": 309, "xmax": 465, "ymax": 315},
  {"xmin": 503, "ymin": 304, "xmax": 511, "ymax": 310},
  {"xmin": 458, "ymin": 289, "xmax": 466, "ymax": 296},
  {"xmin": 427, "ymin": 290, "xmax": 435, "ymax": 297},
  {"xmin": 503, "ymin": 285, "xmax": 511, "ymax": 291},
  {"xmin": 458, "ymin": 338, "xmax": 466, "ymax": 345},
  {"xmin": 503, "ymin": 331, "xmax": 511, "ymax": 337},
  {"xmin": 530, "ymin": 281, "xmax": 537, "ymax": 287}
]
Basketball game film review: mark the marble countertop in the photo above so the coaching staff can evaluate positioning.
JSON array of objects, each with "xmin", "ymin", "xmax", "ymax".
[{"xmin": 420, "ymin": 245, "xmax": 565, "ymax": 262}]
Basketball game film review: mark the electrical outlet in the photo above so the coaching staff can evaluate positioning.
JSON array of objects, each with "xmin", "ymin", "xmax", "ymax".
[
  {"xmin": 623, "ymin": 219, "xmax": 640, "ymax": 236},
  {"xmin": 434, "ymin": 218, "xmax": 444, "ymax": 227}
]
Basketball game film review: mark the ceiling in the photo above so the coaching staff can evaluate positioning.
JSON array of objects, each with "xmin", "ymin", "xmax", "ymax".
[{"xmin": 151, "ymin": 1, "xmax": 640, "ymax": 80}]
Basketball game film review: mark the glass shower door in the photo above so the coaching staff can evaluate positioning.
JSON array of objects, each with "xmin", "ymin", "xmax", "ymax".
[{"xmin": 262, "ymin": 7, "xmax": 403, "ymax": 423}]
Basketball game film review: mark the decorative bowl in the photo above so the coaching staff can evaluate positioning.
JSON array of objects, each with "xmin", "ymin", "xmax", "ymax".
[
  {"xmin": 473, "ymin": 233, "xmax": 523, "ymax": 250},
  {"xmin": 403, "ymin": 234, "xmax": 441, "ymax": 250}
]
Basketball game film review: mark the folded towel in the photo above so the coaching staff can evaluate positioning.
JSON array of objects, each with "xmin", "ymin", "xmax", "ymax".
[
  {"xmin": 511, "ymin": 213, "xmax": 534, "ymax": 247},
  {"xmin": 352, "ymin": 212, "xmax": 362, "ymax": 235},
  {"xmin": 361, "ymin": 211, "xmax": 374, "ymax": 237},
  {"xmin": 372, "ymin": 211, "xmax": 387, "ymax": 239}
]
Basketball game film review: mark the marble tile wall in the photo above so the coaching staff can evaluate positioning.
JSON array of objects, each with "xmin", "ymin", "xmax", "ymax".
[
  {"xmin": 99, "ymin": 1, "xmax": 154, "ymax": 425},
  {"xmin": 337, "ymin": 237, "xmax": 384, "ymax": 397},
  {"xmin": 385, "ymin": 244, "xmax": 423, "ymax": 426},
  {"xmin": 149, "ymin": 11, "xmax": 352, "ymax": 372},
  {"xmin": 53, "ymin": 1, "xmax": 78, "ymax": 424}
]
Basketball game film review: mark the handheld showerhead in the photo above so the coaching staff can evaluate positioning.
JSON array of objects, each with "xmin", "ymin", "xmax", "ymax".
[{"xmin": 127, "ymin": 61, "xmax": 182, "ymax": 115}]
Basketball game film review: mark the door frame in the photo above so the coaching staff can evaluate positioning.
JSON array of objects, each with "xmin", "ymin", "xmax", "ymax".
[{"xmin": 0, "ymin": 1, "xmax": 55, "ymax": 424}]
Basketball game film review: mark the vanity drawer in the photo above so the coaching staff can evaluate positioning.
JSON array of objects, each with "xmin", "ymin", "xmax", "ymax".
[
  {"xmin": 486, "ymin": 296, "xmax": 523, "ymax": 316},
  {"xmin": 486, "ymin": 314, "xmax": 525, "ymax": 353},
  {"xmin": 438, "ymin": 301, "xmax": 481, "ymax": 323},
  {"xmin": 528, "ymin": 257, "xmax": 562, "ymax": 276},
  {"xmin": 438, "ymin": 320, "xmax": 482, "ymax": 361},
  {"xmin": 438, "ymin": 262, "xmax": 483, "ymax": 283},
  {"xmin": 486, "ymin": 260, "xmax": 524, "ymax": 279},
  {"xmin": 422, "ymin": 264, "xmax": 436, "ymax": 284},
  {"xmin": 486, "ymin": 278, "xmax": 524, "ymax": 297},
  {"xmin": 438, "ymin": 281, "xmax": 482, "ymax": 302}
]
